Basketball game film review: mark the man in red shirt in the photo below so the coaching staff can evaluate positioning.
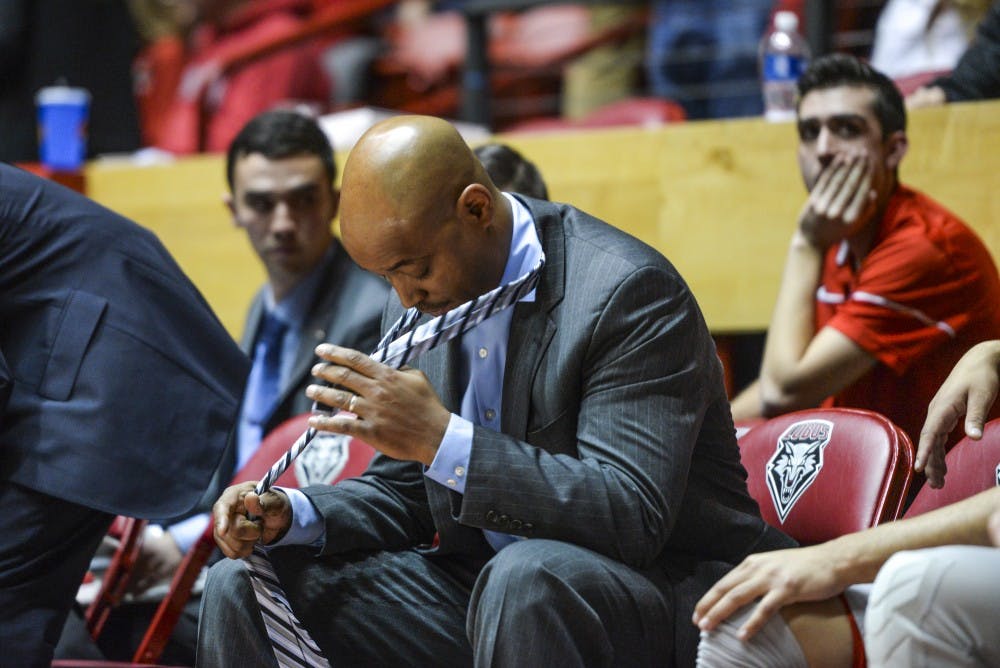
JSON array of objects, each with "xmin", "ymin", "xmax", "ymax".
[
  {"xmin": 155, "ymin": 0, "xmax": 332, "ymax": 154},
  {"xmin": 730, "ymin": 53, "xmax": 1000, "ymax": 489}
]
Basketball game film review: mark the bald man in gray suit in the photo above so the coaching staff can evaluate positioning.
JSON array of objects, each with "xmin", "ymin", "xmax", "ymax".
[{"xmin": 201, "ymin": 115, "xmax": 794, "ymax": 667}]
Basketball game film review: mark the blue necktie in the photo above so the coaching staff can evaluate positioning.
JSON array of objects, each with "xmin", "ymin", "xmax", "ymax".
[{"xmin": 243, "ymin": 313, "xmax": 289, "ymax": 430}]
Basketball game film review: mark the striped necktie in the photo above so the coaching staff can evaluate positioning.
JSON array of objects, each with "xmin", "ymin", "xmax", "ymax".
[{"xmin": 244, "ymin": 256, "xmax": 544, "ymax": 667}]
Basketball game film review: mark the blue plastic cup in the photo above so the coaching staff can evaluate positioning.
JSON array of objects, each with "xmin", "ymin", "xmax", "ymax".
[{"xmin": 35, "ymin": 86, "xmax": 91, "ymax": 171}]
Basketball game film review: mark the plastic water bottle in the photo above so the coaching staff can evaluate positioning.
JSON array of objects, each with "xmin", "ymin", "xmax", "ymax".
[{"xmin": 760, "ymin": 11, "xmax": 811, "ymax": 122}]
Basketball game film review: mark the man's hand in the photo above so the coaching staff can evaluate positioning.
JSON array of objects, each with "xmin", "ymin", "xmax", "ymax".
[
  {"xmin": 212, "ymin": 481, "xmax": 292, "ymax": 559},
  {"xmin": 917, "ymin": 340, "xmax": 1000, "ymax": 487},
  {"xmin": 692, "ymin": 545, "xmax": 845, "ymax": 640},
  {"xmin": 305, "ymin": 344, "xmax": 451, "ymax": 466},
  {"xmin": 129, "ymin": 527, "xmax": 183, "ymax": 595},
  {"xmin": 798, "ymin": 152, "xmax": 876, "ymax": 249},
  {"xmin": 989, "ymin": 508, "xmax": 1000, "ymax": 547}
]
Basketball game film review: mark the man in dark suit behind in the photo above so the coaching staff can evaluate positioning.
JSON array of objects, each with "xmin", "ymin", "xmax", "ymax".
[
  {"xmin": 202, "ymin": 115, "xmax": 794, "ymax": 667},
  {"xmin": 0, "ymin": 162, "xmax": 248, "ymax": 667}
]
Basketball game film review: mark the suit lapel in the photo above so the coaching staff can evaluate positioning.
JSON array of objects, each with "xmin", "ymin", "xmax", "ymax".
[
  {"xmin": 278, "ymin": 247, "xmax": 346, "ymax": 402},
  {"xmin": 241, "ymin": 295, "xmax": 265, "ymax": 353},
  {"xmin": 501, "ymin": 197, "xmax": 565, "ymax": 442}
]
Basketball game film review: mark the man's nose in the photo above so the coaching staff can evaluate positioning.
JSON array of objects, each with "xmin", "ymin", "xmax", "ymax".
[
  {"xmin": 270, "ymin": 201, "xmax": 296, "ymax": 234},
  {"xmin": 391, "ymin": 275, "xmax": 426, "ymax": 310},
  {"xmin": 816, "ymin": 126, "xmax": 837, "ymax": 160}
]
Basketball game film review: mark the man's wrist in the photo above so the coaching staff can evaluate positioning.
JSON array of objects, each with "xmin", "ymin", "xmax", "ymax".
[{"xmin": 790, "ymin": 229, "xmax": 825, "ymax": 254}]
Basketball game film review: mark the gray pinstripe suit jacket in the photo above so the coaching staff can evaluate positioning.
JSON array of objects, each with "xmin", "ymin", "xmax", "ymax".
[{"xmin": 300, "ymin": 196, "xmax": 794, "ymax": 661}]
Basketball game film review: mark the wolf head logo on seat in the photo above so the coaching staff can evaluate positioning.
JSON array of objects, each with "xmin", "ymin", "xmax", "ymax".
[
  {"xmin": 294, "ymin": 431, "xmax": 351, "ymax": 486},
  {"xmin": 766, "ymin": 419, "xmax": 834, "ymax": 522}
]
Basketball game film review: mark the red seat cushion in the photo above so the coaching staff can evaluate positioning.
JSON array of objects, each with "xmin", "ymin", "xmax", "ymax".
[
  {"xmin": 739, "ymin": 408, "xmax": 914, "ymax": 544},
  {"xmin": 236, "ymin": 411, "xmax": 376, "ymax": 488},
  {"xmin": 904, "ymin": 418, "xmax": 1000, "ymax": 517}
]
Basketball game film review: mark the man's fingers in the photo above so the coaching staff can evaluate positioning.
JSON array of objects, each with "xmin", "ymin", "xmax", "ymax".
[
  {"xmin": 841, "ymin": 161, "xmax": 875, "ymax": 223},
  {"xmin": 696, "ymin": 579, "xmax": 763, "ymax": 632},
  {"xmin": 915, "ymin": 431, "xmax": 943, "ymax": 472},
  {"xmin": 919, "ymin": 444, "xmax": 947, "ymax": 488},
  {"xmin": 825, "ymin": 156, "xmax": 866, "ymax": 220},
  {"xmin": 212, "ymin": 481, "xmax": 261, "ymax": 559},
  {"xmin": 244, "ymin": 491, "xmax": 263, "ymax": 517},
  {"xmin": 314, "ymin": 344, "xmax": 386, "ymax": 380},
  {"xmin": 964, "ymin": 385, "xmax": 997, "ymax": 439},
  {"xmin": 811, "ymin": 158, "xmax": 852, "ymax": 215},
  {"xmin": 737, "ymin": 590, "xmax": 786, "ymax": 640},
  {"xmin": 306, "ymin": 384, "xmax": 362, "ymax": 414},
  {"xmin": 213, "ymin": 481, "xmax": 256, "ymax": 535},
  {"xmin": 308, "ymin": 411, "xmax": 364, "ymax": 437}
]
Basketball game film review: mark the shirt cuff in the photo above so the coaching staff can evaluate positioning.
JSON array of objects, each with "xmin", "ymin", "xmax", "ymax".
[
  {"xmin": 165, "ymin": 513, "xmax": 210, "ymax": 554},
  {"xmin": 425, "ymin": 413, "xmax": 473, "ymax": 493},
  {"xmin": 269, "ymin": 487, "xmax": 326, "ymax": 548}
]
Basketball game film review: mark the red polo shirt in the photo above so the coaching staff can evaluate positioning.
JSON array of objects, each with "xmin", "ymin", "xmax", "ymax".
[{"xmin": 816, "ymin": 185, "xmax": 1000, "ymax": 446}]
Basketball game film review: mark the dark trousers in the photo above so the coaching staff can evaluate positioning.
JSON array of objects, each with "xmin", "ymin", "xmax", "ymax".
[
  {"xmin": 198, "ymin": 539, "xmax": 676, "ymax": 667},
  {"xmin": 0, "ymin": 480, "xmax": 112, "ymax": 668}
]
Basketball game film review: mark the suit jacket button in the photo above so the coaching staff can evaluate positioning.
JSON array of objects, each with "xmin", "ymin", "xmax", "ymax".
[
  {"xmin": 497, "ymin": 514, "xmax": 510, "ymax": 528},
  {"xmin": 509, "ymin": 519, "xmax": 522, "ymax": 530},
  {"xmin": 486, "ymin": 510, "xmax": 497, "ymax": 523}
]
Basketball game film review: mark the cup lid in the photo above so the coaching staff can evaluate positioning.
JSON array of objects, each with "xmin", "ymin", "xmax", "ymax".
[{"xmin": 35, "ymin": 86, "xmax": 91, "ymax": 106}]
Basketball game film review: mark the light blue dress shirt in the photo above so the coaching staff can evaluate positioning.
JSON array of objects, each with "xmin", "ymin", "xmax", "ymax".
[
  {"xmin": 165, "ymin": 246, "xmax": 335, "ymax": 553},
  {"xmin": 279, "ymin": 194, "xmax": 543, "ymax": 550}
]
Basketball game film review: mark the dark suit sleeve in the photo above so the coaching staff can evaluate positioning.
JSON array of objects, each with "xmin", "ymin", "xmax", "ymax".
[
  {"xmin": 461, "ymin": 264, "xmax": 717, "ymax": 569},
  {"xmin": 935, "ymin": 3, "xmax": 1000, "ymax": 102},
  {"xmin": 0, "ymin": 344, "xmax": 11, "ymax": 422},
  {"xmin": 304, "ymin": 456, "xmax": 440, "ymax": 555}
]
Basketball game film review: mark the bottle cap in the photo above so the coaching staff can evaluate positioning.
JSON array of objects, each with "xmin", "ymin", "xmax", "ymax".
[
  {"xmin": 775, "ymin": 11, "xmax": 798, "ymax": 33},
  {"xmin": 35, "ymin": 86, "xmax": 91, "ymax": 107}
]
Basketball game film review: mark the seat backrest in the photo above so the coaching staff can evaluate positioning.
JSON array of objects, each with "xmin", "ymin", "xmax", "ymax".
[
  {"xmin": 84, "ymin": 516, "xmax": 148, "ymax": 639},
  {"xmin": 738, "ymin": 408, "xmax": 914, "ymax": 545},
  {"xmin": 132, "ymin": 413, "xmax": 375, "ymax": 663},
  {"xmin": 235, "ymin": 411, "xmax": 377, "ymax": 488},
  {"xmin": 904, "ymin": 418, "xmax": 1000, "ymax": 518}
]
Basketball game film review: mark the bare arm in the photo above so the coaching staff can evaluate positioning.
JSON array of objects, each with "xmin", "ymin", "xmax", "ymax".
[
  {"xmin": 917, "ymin": 339, "xmax": 1000, "ymax": 487},
  {"xmin": 694, "ymin": 485, "xmax": 1000, "ymax": 639},
  {"xmin": 729, "ymin": 379, "xmax": 762, "ymax": 421},
  {"xmin": 743, "ymin": 154, "xmax": 879, "ymax": 417}
]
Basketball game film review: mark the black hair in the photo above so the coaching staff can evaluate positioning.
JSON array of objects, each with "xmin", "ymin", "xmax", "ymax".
[
  {"xmin": 797, "ymin": 53, "xmax": 906, "ymax": 137},
  {"xmin": 225, "ymin": 110, "xmax": 336, "ymax": 190},
  {"xmin": 474, "ymin": 143, "xmax": 549, "ymax": 201}
]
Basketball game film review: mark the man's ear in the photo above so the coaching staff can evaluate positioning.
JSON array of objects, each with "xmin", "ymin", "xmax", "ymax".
[
  {"xmin": 884, "ymin": 130, "xmax": 908, "ymax": 170},
  {"xmin": 223, "ymin": 192, "xmax": 241, "ymax": 227},
  {"xmin": 456, "ymin": 184, "xmax": 493, "ymax": 228}
]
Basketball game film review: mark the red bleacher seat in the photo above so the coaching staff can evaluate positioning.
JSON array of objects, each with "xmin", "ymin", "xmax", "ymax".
[
  {"xmin": 738, "ymin": 408, "xmax": 914, "ymax": 544},
  {"xmin": 904, "ymin": 418, "xmax": 1000, "ymax": 517}
]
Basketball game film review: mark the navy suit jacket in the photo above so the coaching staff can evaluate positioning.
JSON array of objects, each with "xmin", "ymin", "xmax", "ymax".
[
  {"xmin": 298, "ymin": 195, "xmax": 794, "ymax": 662},
  {"xmin": 0, "ymin": 163, "xmax": 248, "ymax": 518}
]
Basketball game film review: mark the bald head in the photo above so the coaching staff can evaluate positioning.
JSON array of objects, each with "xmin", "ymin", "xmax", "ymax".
[
  {"xmin": 345, "ymin": 116, "xmax": 479, "ymax": 215},
  {"xmin": 338, "ymin": 115, "xmax": 513, "ymax": 314}
]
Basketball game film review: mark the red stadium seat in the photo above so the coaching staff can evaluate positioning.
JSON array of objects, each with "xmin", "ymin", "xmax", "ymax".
[
  {"xmin": 130, "ymin": 412, "xmax": 376, "ymax": 664},
  {"xmin": 83, "ymin": 517, "xmax": 148, "ymax": 641},
  {"xmin": 738, "ymin": 408, "xmax": 915, "ymax": 544},
  {"xmin": 734, "ymin": 417, "xmax": 766, "ymax": 440},
  {"xmin": 904, "ymin": 418, "xmax": 1000, "ymax": 518},
  {"xmin": 60, "ymin": 413, "xmax": 376, "ymax": 666}
]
